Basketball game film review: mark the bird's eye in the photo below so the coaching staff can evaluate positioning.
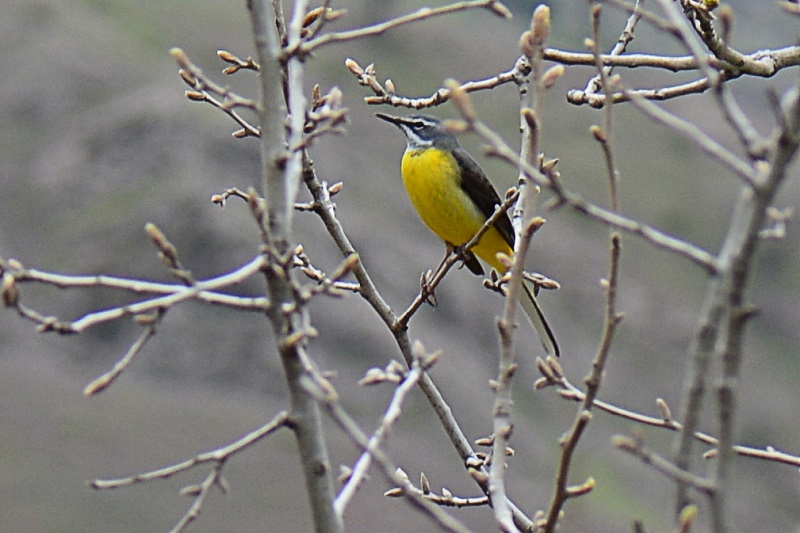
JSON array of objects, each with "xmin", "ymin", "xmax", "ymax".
[{"xmin": 411, "ymin": 121, "xmax": 424, "ymax": 129}]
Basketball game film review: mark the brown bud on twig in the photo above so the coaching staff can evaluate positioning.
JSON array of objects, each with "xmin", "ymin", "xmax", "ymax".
[
  {"xmin": 541, "ymin": 157, "xmax": 559, "ymax": 173},
  {"xmin": 359, "ymin": 368, "xmax": 387, "ymax": 386},
  {"xmin": 145, "ymin": 223, "xmax": 178, "ymax": 265},
  {"xmin": 519, "ymin": 31, "xmax": 535, "ymax": 59},
  {"xmin": 565, "ymin": 477, "xmax": 596, "ymax": 498},
  {"xmin": 170, "ymin": 47, "xmax": 191, "ymax": 70},
  {"xmin": 536, "ymin": 356, "xmax": 556, "ymax": 381},
  {"xmin": 466, "ymin": 455, "xmax": 484, "ymax": 468},
  {"xmin": 217, "ymin": 49, "xmax": 238, "ymax": 63},
  {"xmin": 421, "ymin": 350, "xmax": 440, "ymax": 370},
  {"xmin": 442, "ymin": 119, "xmax": 469, "ymax": 135},
  {"xmin": 338, "ymin": 465, "xmax": 352, "ymax": 485},
  {"xmin": 178, "ymin": 69, "xmax": 197, "ymax": 87},
  {"xmin": 656, "ymin": 398, "xmax": 673, "ymax": 422},
  {"xmin": 546, "ymin": 356, "xmax": 564, "ymax": 378},
  {"xmin": 344, "ymin": 58, "xmax": 363, "ymax": 76},
  {"xmin": 420, "ymin": 472, "xmax": 430, "ymax": 494},
  {"xmin": 303, "ymin": 7, "xmax": 346, "ymax": 27},
  {"xmin": 185, "ymin": 90, "xmax": 206, "ymax": 102},
  {"xmin": 468, "ymin": 467, "xmax": 489, "ymax": 484},
  {"xmin": 521, "ymin": 107, "xmax": 537, "ymax": 129},
  {"xmin": 303, "ymin": 6, "xmax": 327, "ymax": 27},
  {"xmin": 678, "ymin": 504, "xmax": 698, "ymax": 533},
  {"xmin": 542, "ymin": 64, "xmax": 564, "ymax": 89},
  {"xmin": 475, "ymin": 436, "xmax": 493, "ymax": 447},
  {"xmin": 524, "ymin": 216, "xmax": 546, "ymax": 236},
  {"xmin": 719, "ymin": 5, "xmax": 733, "ymax": 43},
  {"xmin": 530, "ymin": 5, "xmax": 551, "ymax": 47},
  {"xmin": 591, "ymin": 125, "xmax": 607, "ymax": 143},
  {"xmin": 328, "ymin": 181, "xmax": 343, "ymax": 196},
  {"xmin": 2, "ymin": 273, "xmax": 18, "ymax": 307},
  {"xmin": 444, "ymin": 79, "xmax": 475, "ymax": 123}
]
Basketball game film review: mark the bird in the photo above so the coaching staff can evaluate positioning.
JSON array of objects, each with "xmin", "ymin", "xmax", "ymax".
[{"xmin": 376, "ymin": 113, "xmax": 559, "ymax": 357}]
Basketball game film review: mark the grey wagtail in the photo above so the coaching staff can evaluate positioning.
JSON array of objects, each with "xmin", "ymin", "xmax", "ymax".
[{"xmin": 377, "ymin": 113, "xmax": 559, "ymax": 357}]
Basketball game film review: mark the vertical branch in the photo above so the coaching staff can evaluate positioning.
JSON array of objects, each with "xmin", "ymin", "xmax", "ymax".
[
  {"xmin": 711, "ymin": 83, "xmax": 800, "ymax": 528},
  {"xmin": 543, "ymin": 235, "xmax": 621, "ymax": 533},
  {"xmin": 284, "ymin": 0, "xmax": 310, "ymax": 230},
  {"xmin": 672, "ymin": 80, "xmax": 800, "ymax": 533},
  {"xmin": 542, "ymin": 4, "xmax": 635, "ymax": 530},
  {"xmin": 249, "ymin": 0, "xmax": 290, "ymax": 246},
  {"xmin": 588, "ymin": 1, "xmax": 624, "ymax": 212},
  {"xmin": 248, "ymin": 1, "xmax": 342, "ymax": 532},
  {"xmin": 482, "ymin": 6, "xmax": 553, "ymax": 531}
]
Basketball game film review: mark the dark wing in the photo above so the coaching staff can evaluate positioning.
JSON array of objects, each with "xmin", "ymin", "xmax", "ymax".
[{"xmin": 452, "ymin": 147, "xmax": 515, "ymax": 247}]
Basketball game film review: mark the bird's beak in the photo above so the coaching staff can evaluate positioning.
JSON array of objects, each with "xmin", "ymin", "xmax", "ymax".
[{"xmin": 375, "ymin": 112, "xmax": 402, "ymax": 126}]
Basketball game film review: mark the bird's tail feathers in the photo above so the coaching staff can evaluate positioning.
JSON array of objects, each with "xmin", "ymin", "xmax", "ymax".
[{"xmin": 519, "ymin": 280, "xmax": 560, "ymax": 357}]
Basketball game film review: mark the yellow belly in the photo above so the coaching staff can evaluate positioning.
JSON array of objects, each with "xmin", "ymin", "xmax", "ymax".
[{"xmin": 401, "ymin": 148, "xmax": 512, "ymax": 273}]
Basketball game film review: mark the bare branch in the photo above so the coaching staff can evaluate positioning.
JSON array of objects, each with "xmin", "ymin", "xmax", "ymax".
[
  {"xmin": 172, "ymin": 48, "xmax": 261, "ymax": 138},
  {"xmin": 303, "ymin": 0, "xmax": 511, "ymax": 53},
  {"xmin": 249, "ymin": 1, "xmax": 342, "ymax": 531},
  {"xmin": 89, "ymin": 412, "xmax": 289, "ymax": 489},
  {"xmin": 306, "ymin": 363, "xmax": 476, "ymax": 533},
  {"xmin": 543, "ymin": 235, "xmax": 622, "ymax": 532},
  {"xmin": 1, "ymin": 256, "xmax": 268, "ymax": 333},
  {"xmin": 83, "ymin": 313, "xmax": 163, "ymax": 396},
  {"xmin": 346, "ymin": 56, "xmax": 531, "ymax": 109},
  {"xmin": 672, "ymin": 61, "xmax": 800, "ymax": 533},
  {"xmin": 335, "ymin": 355, "xmax": 426, "ymax": 516},
  {"xmin": 615, "ymin": 434, "xmax": 716, "ymax": 496},
  {"xmin": 539, "ymin": 369, "xmax": 800, "ymax": 468}
]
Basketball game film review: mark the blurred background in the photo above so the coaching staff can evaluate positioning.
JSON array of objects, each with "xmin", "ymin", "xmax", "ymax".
[{"xmin": 1, "ymin": 1, "xmax": 798, "ymax": 531}]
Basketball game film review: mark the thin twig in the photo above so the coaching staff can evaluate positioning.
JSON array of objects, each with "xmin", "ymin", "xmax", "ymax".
[
  {"xmin": 334, "ymin": 362, "xmax": 424, "ymax": 516},
  {"xmin": 303, "ymin": 0, "xmax": 510, "ymax": 53},
  {"xmin": 539, "ymin": 371, "xmax": 800, "ymax": 468},
  {"xmin": 615, "ymin": 434, "xmax": 716, "ymax": 495},
  {"xmin": 305, "ymin": 366, "xmax": 476, "ymax": 533},
  {"xmin": 83, "ymin": 312, "xmax": 164, "ymax": 396},
  {"xmin": 172, "ymin": 48, "xmax": 261, "ymax": 138},
  {"xmin": 346, "ymin": 56, "xmax": 530, "ymax": 109},
  {"xmin": 3, "ymin": 256, "xmax": 268, "ymax": 333},
  {"xmin": 89, "ymin": 412, "xmax": 289, "ymax": 489},
  {"xmin": 543, "ymin": 235, "xmax": 622, "ymax": 532},
  {"xmin": 622, "ymin": 85, "xmax": 758, "ymax": 188},
  {"xmin": 170, "ymin": 464, "xmax": 226, "ymax": 533}
]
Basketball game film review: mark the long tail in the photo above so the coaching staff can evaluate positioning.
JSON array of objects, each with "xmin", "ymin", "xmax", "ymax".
[{"xmin": 519, "ymin": 280, "xmax": 560, "ymax": 357}]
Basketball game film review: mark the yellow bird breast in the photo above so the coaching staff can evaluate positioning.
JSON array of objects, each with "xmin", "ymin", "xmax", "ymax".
[{"xmin": 401, "ymin": 147, "xmax": 511, "ymax": 272}]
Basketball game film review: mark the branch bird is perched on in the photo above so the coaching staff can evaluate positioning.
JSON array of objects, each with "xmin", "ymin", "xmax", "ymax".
[{"xmin": 377, "ymin": 113, "xmax": 559, "ymax": 357}]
